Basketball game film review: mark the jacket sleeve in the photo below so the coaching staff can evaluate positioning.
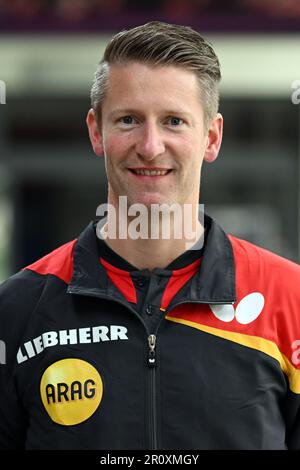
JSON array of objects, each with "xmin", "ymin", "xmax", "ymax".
[{"xmin": 0, "ymin": 270, "xmax": 45, "ymax": 449}]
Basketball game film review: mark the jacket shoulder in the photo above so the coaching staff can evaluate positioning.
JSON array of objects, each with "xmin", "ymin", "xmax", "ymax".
[
  {"xmin": 0, "ymin": 239, "xmax": 76, "ymax": 326},
  {"xmin": 24, "ymin": 238, "xmax": 77, "ymax": 284},
  {"xmin": 0, "ymin": 268, "xmax": 45, "ymax": 312},
  {"xmin": 228, "ymin": 234, "xmax": 300, "ymax": 289}
]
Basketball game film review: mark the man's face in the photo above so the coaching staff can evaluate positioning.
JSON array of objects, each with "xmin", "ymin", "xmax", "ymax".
[{"xmin": 87, "ymin": 62, "xmax": 222, "ymax": 208}]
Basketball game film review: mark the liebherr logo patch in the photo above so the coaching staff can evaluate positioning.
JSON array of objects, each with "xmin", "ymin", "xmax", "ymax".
[
  {"xmin": 40, "ymin": 358, "xmax": 103, "ymax": 425},
  {"xmin": 17, "ymin": 325, "xmax": 128, "ymax": 364}
]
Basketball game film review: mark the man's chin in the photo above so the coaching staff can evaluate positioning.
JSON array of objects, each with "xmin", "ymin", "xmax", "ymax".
[{"xmin": 111, "ymin": 191, "xmax": 180, "ymax": 210}]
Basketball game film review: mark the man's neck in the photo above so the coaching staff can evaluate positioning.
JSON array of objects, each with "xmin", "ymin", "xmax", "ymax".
[{"xmin": 99, "ymin": 217, "xmax": 204, "ymax": 271}]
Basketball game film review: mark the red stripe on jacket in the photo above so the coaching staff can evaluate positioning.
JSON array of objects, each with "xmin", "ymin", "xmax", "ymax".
[{"xmin": 24, "ymin": 239, "xmax": 76, "ymax": 284}]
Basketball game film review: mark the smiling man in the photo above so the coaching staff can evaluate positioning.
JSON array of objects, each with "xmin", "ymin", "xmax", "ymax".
[
  {"xmin": 87, "ymin": 59, "xmax": 222, "ymax": 270},
  {"xmin": 1, "ymin": 22, "xmax": 300, "ymax": 451}
]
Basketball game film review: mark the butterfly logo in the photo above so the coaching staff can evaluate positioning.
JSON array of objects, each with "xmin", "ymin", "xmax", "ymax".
[{"xmin": 210, "ymin": 292, "xmax": 265, "ymax": 325}]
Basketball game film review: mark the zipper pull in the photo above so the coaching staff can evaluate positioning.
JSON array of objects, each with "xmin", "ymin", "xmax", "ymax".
[{"xmin": 148, "ymin": 334, "xmax": 156, "ymax": 368}]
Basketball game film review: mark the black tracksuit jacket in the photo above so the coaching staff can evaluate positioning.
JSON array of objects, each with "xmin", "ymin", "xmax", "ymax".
[{"xmin": 1, "ymin": 215, "xmax": 300, "ymax": 450}]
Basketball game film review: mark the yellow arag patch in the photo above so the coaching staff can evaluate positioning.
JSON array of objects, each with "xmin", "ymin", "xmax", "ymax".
[
  {"xmin": 166, "ymin": 315, "xmax": 300, "ymax": 394},
  {"xmin": 40, "ymin": 358, "xmax": 103, "ymax": 425}
]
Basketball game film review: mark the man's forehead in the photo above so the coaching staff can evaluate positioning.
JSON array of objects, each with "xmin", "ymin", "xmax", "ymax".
[{"xmin": 104, "ymin": 62, "xmax": 200, "ymax": 99}]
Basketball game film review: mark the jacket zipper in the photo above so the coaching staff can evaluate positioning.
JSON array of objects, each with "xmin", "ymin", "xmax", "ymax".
[{"xmin": 148, "ymin": 334, "xmax": 157, "ymax": 450}]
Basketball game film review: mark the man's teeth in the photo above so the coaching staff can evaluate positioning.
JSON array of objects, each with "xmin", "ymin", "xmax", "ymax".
[{"xmin": 132, "ymin": 169, "xmax": 170, "ymax": 176}]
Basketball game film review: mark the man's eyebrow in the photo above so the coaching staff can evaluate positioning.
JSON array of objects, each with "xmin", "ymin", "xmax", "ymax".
[
  {"xmin": 108, "ymin": 109, "xmax": 193, "ymax": 118},
  {"xmin": 108, "ymin": 109, "xmax": 139, "ymax": 118},
  {"xmin": 164, "ymin": 110, "xmax": 193, "ymax": 117}
]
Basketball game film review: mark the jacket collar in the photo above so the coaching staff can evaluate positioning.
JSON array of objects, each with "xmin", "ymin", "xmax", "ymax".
[
  {"xmin": 68, "ymin": 214, "xmax": 236, "ymax": 305},
  {"xmin": 187, "ymin": 214, "xmax": 236, "ymax": 304}
]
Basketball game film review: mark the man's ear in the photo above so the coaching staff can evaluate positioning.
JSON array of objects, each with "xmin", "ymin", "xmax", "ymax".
[
  {"xmin": 203, "ymin": 113, "xmax": 223, "ymax": 163},
  {"xmin": 86, "ymin": 108, "xmax": 104, "ymax": 157}
]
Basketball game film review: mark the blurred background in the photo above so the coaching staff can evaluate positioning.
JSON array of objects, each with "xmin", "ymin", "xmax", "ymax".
[{"xmin": 0, "ymin": 0, "xmax": 300, "ymax": 281}]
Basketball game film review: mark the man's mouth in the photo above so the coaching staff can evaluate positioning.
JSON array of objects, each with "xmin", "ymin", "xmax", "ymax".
[{"xmin": 128, "ymin": 168, "xmax": 173, "ymax": 176}]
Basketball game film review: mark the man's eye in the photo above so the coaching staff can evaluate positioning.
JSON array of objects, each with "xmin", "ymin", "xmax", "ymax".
[
  {"xmin": 121, "ymin": 116, "xmax": 134, "ymax": 125},
  {"xmin": 169, "ymin": 117, "xmax": 184, "ymax": 126}
]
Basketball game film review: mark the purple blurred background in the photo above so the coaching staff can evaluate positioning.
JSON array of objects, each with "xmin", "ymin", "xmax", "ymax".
[{"xmin": 0, "ymin": 0, "xmax": 300, "ymax": 33}]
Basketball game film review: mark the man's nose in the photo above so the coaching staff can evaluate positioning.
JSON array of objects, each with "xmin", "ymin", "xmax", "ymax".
[{"xmin": 135, "ymin": 122, "xmax": 165, "ymax": 160}]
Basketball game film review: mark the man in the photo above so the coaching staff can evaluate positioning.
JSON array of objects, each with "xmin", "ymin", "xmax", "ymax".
[{"xmin": 0, "ymin": 21, "xmax": 300, "ymax": 450}]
